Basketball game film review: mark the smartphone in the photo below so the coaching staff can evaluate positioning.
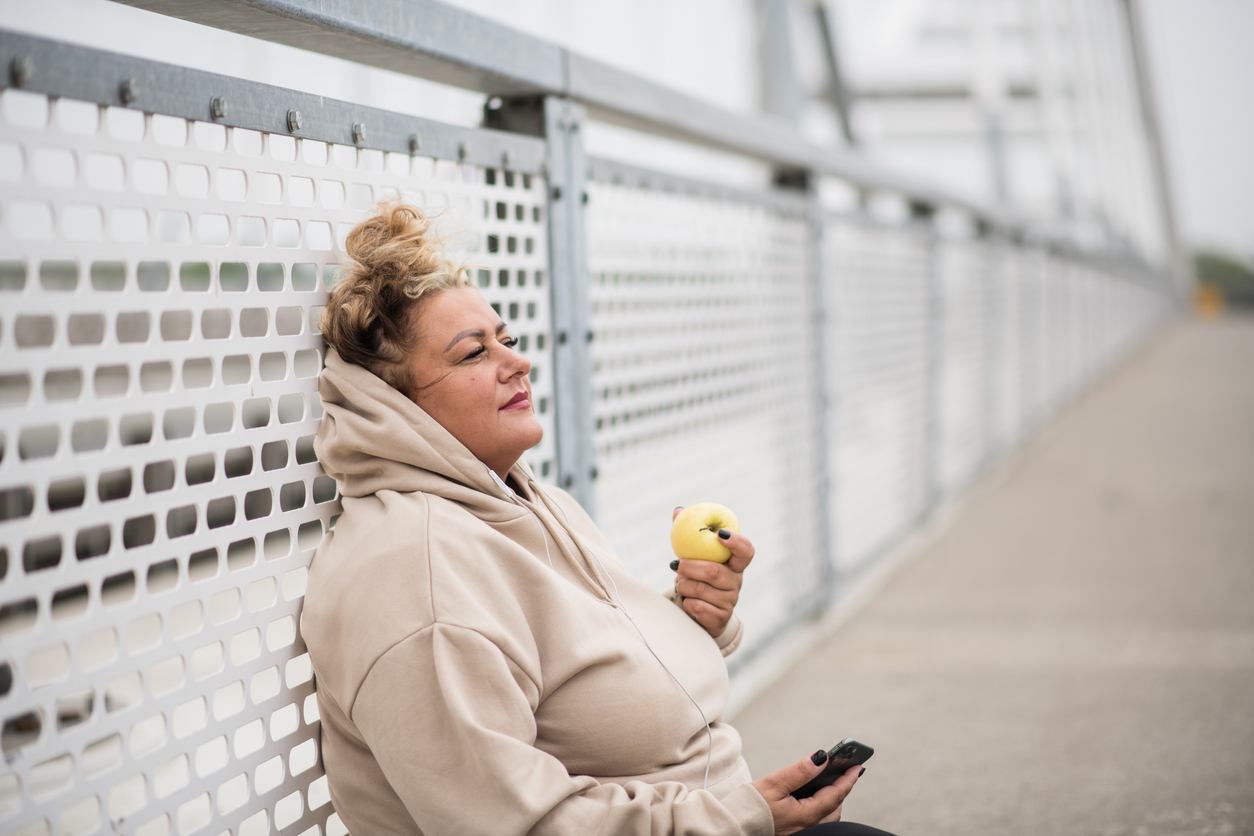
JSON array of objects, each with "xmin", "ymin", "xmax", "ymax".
[{"xmin": 790, "ymin": 738, "xmax": 874, "ymax": 800}]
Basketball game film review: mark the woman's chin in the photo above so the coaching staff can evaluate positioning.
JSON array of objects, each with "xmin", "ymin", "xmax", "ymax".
[{"xmin": 502, "ymin": 414, "xmax": 544, "ymax": 453}]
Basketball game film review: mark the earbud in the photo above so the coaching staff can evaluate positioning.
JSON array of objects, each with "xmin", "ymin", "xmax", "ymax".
[{"xmin": 488, "ymin": 468, "xmax": 515, "ymax": 498}]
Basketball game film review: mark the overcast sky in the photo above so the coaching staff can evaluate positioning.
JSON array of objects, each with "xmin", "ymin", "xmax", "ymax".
[{"xmin": 1145, "ymin": 0, "xmax": 1254, "ymax": 258}]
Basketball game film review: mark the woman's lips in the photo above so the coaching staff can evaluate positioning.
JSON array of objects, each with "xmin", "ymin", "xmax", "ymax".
[{"xmin": 500, "ymin": 391, "xmax": 530, "ymax": 411}]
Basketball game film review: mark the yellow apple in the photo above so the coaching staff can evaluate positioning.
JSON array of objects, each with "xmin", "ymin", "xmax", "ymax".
[{"xmin": 670, "ymin": 502, "xmax": 740, "ymax": 563}]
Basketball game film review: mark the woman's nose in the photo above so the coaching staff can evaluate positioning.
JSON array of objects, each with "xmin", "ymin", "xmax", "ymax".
[{"xmin": 501, "ymin": 341, "xmax": 530, "ymax": 379}]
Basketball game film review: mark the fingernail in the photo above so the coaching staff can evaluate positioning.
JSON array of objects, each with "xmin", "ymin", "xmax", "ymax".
[
  {"xmin": 858, "ymin": 767, "xmax": 866, "ymax": 777},
  {"xmin": 811, "ymin": 749, "xmax": 828, "ymax": 766},
  {"xmin": 669, "ymin": 559, "xmax": 679, "ymax": 571},
  {"xmin": 718, "ymin": 529, "xmax": 731, "ymax": 540},
  {"xmin": 674, "ymin": 506, "xmax": 684, "ymax": 512}
]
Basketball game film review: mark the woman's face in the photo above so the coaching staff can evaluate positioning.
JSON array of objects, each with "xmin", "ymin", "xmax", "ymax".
[{"xmin": 406, "ymin": 286, "xmax": 543, "ymax": 479}]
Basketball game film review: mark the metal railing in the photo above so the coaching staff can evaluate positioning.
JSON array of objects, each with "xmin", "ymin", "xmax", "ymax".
[{"xmin": 0, "ymin": 4, "xmax": 1176, "ymax": 834}]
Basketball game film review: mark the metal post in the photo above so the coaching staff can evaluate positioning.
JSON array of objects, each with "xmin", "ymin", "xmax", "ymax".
[
  {"xmin": 1119, "ymin": 0, "xmax": 1190, "ymax": 296},
  {"xmin": 543, "ymin": 98, "xmax": 598, "ymax": 513},
  {"xmin": 914, "ymin": 202, "xmax": 943, "ymax": 514},
  {"xmin": 1023, "ymin": 250, "xmax": 1038, "ymax": 432},
  {"xmin": 815, "ymin": 0, "xmax": 858, "ymax": 147},
  {"xmin": 758, "ymin": 0, "xmax": 804, "ymax": 124},
  {"xmin": 981, "ymin": 229, "xmax": 1001, "ymax": 464},
  {"xmin": 806, "ymin": 177, "xmax": 840, "ymax": 611},
  {"xmin": 484, "ymin": 95, "xmax": 596, "ymax": 512}
]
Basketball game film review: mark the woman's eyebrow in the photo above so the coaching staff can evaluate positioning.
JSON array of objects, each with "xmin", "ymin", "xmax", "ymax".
[
  {"xmin": 444, "ymin": 329, "xmax": 484, "ymax": 352},
  {"xmin": 443, "ymin": 322, "xmax": 508, "ymax": 353}
]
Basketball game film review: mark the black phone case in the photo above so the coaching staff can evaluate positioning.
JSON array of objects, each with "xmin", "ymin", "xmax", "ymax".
[{"xmin": 790, "ymin": 739, "xmax": 874, "ymax": 800}]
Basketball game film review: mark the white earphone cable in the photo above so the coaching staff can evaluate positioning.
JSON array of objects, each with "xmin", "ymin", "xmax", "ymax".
[
  {"xmin": 490, "ymin": 469, "xmax": 554, "ymax": 570},
  {"xmin": 590, "ymin": 552, "xmax": 716, "ymax": 790},
  {"xmin": 530, "ymin": 481, "xmax": 715, "ymax": 790},
  {"xmin": 494, "ymin": 470, "xmax": 715, "ymax": 789}
]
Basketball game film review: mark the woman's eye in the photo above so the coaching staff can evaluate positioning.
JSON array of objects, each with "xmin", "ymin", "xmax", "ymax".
[
  {"xmin": 502, "ymin": 337, "xmax": 518, "ymax": 348},
  {"xmin": 464, "ymin": 346, "xmax": 486, "ymax": 361}
]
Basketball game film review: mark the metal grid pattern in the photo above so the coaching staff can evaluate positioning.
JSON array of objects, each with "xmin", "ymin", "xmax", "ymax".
[
  {"xmin": 1018, "ymin": 248, "xmax": 1053, "ymax": 430},
  {"xmin": 824, "ymin": 218, "xmax": 934, "ymax": 570},
  {"xmin": 935, "ymin": 238, "xmax": 992, "ymax": 496},
  {"xmin": 823, "ymin": 219, "xmax": 1172, "ymax": 574},
  {"xmin": 990, "ymin": 246, "xmax": 1029, "ymax": 451},
  {"xmin": 0, "ymin": 86, "xmax": 553, "ymax": 836},
  {"xmin": 585, "ymin": 179, "xmax": 830, "ymax": 661}
]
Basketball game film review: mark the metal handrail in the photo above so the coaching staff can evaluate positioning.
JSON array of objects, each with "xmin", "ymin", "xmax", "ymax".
[
  {"xmin": 115, "ymin": 0, "xmax": 1035, "ymax": 234},
  {"xmin": 0, "ymin": 29, "xmax": 547, "ymax": 172}
]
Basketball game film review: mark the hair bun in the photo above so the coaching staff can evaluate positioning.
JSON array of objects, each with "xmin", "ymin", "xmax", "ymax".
[{"xmin": 320, "ymin": 201, "xmax": 471, "ymax": 390}]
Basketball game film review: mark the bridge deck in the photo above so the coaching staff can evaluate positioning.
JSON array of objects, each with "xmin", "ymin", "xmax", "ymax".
[{"xmin": 734, "ymin": 315, "xmax": 1254, "ymax": 836}]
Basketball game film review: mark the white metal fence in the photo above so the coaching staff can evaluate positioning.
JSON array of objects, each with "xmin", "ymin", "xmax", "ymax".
[
  {"xmin": 0, "ymin": 38, "xmax": 555, "ymax": 835},
  {"xmin": 0, "ymin": 18, "xmax": 1173, "ymax": 836},
  {"xmin": 585, "ymin": 167, "xmax": 830, "ymax": 663}
]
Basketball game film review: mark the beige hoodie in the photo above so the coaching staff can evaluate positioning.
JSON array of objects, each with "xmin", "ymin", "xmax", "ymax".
[{"xmin": 301, "ymin": 349, "xmax": 774, "ymax": 836}]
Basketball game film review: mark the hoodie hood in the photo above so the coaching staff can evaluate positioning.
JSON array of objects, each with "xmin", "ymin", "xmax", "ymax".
[
  {"xmin": 314, "ymin": 347, "xmax": 617, "ymax": 600},
  {"xmin": 315, "ymin": 347, "xmax": 531, "ymax": 519}
]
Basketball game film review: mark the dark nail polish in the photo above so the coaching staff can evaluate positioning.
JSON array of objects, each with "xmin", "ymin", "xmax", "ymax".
[
  {"xmin": 669, "ymin": 559, "xmax": 679, "ymax": 571},
  {"xmin": 718, "ymin": 529, "xmax": 731, "ymax": 540},
  {"xmin": 811, "ymin": 749, "xmax": 828, "ymax": 766},
  {"xmin": 858, "ymin": 767, "xmax": 866, "ymax": 777}
]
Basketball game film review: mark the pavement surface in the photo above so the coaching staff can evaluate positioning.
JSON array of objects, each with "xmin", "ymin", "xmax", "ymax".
[{"xmin": 733, "ymin": 316, "xmax": 1254, "ymax": 836}]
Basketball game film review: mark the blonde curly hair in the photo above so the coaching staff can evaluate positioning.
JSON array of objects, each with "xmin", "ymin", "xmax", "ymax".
[{"xmin": 319, "ymin": 202, "xmax": 471, "ymax": 391}]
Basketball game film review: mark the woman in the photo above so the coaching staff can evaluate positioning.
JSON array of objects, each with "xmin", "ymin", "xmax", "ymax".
[{"xmin": 302, "ymin": 203, "xmax": 888, "ymax": 835}]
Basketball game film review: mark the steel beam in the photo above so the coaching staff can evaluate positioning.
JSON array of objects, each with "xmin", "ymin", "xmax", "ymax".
[
  {"xmin": 586, "ymin": 156, "xmax": 809, "ymax": 214},
  {"xmin": 111, "ymin": 0, "xmax": 565, "ymax": 95},
  {"xmin": 115, "ymin": 0, "xmax": 1028, "ymax": 234},
  {"xmin": 1119, "ymin": 0, "xmax": 1190, "ymax": 296},
  {"xmin": 0, "ymin": 29, "xmax": 546, "ymax": 172},
  {"xmin": 815, "ymin": 0, "xmax": 858, "ymax": 147}
]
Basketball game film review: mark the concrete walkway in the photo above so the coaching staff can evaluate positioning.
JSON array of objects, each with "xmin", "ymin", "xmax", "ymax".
[{"xmin": 733, "ymin": 316, "xmax": 1254, "ymax": 836}]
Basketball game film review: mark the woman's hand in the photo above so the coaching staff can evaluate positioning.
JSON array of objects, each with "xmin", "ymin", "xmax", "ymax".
[
  {"xmin": 670, "ymin": 507, "xmax": 755, "ymax": 637},
  {"xmin": 751, "ymin": 750, "xmax": 863, "ymax": 835}
]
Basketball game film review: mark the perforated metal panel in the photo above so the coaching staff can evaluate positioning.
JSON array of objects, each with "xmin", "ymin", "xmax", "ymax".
[
  {"xmin": 585, "ymin": 177, "xmax": 829, "ymax": 661},
  {"xmin": 991, "ymin": 246, "xmax": 1029, "ymax": 451},
  {"xmin": 935, "ymin": 238, "xmax": 991, "ymax": 495},
  {"xmin": 0, "ymin": 86, "xmax": 553, "ymax": 836},
  {"xmin": 1018, "ymin": 248, "xmax": 1052, "ymax": 431},
  {"xmin": 1043, "ymin": 259, "xmax": 1075, "ymax": 409},
  {"xmin": 824, "ymin": 218, "xmax": 933, "ymax": 570}
]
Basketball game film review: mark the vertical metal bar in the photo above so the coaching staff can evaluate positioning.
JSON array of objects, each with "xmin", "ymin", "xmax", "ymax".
[
  {"xmin": 806, "ymin": 178, "xmax": 839, "ymax": 611},
  {"xmin": 916, "ymin": 206, "xmax": 943, "ymax": 515},
  {"xmin": 1023, "ymin": 250, "xmax": 1038, "ymax": 432},
  {"xmin": 542, "ymin": 96, "xmax": 598, "ymax": 514},
  {"xmin": 814, "ymin": 0, "xmax": 858, "ymax": 147},
  {"xmin": 981, "ymin": 233, "xmax": 1000, "ymax": 464},
  {"xmin": 758, "ymin": 0, "xmax": 804, "ymax": 124}
]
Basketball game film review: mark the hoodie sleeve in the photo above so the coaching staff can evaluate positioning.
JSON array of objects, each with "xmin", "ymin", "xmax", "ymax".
[
  {"xmin": 663, "ymin": 586, "xmax": 744, "ymax": 657},
  {"xmin": 351, "ymin": 622, "xmax": 772, "ymax": 836}
]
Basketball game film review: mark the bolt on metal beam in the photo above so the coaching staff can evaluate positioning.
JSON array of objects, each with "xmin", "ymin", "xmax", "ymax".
[{"xmin": 0, "ymin": 29, "xmax": 546, "ymax": 173}]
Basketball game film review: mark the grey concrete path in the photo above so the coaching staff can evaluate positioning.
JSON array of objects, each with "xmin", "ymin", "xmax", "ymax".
[{"xmin": 734, "ymin": 316, "xmax": 1254, "ymax": 836}]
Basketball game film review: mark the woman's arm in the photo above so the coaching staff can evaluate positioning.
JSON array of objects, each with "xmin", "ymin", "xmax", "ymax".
[{"xmin": 351, "ymin": 622, "xmax": 773, "ymax": 836}]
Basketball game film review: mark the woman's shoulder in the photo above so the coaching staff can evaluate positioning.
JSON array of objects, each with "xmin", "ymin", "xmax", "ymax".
[
  {"xmin": 301, "ymin": 489, "xmax": 541, "ymax": 702},
  {"xmin": 304, "ymin": 489, "xmax": 507, "ymax": 628},
  {"xmin": 302, "ymin": 491, "xmax": 436, "ymax": 694}
]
